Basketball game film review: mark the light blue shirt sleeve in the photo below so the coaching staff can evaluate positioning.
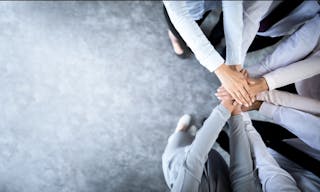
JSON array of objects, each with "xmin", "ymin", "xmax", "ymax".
[{"xmin": 260, "ymin": 102, "xmax": 320, "ymax": 151}]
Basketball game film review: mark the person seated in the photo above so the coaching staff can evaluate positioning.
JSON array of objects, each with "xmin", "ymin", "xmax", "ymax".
[{"xmin": 162, "ymin": 89, "xmax": 300, "ymax": 191}]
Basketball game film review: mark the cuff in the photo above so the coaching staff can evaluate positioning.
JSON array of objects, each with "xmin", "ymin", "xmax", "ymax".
[
  {"xmin": 203, "ymin": 53, "xmax": 225, "ymax": 72},
  {"xmin": 225, "ymin": 51, "xmax": 242, "ymax": 65},
  {"xmin": 259, "ymin": 102, "xmax": 278, "ymax": 119},
  {"xmin": 216, "ymin": 104, "xmax": 231, "ymax": 120},
  {"xmin": 263, "ymin": 73, "xmax": 276, "ymax": 90},
  {"xmin": 256, "ymin": 91, "xmax": 268, "ymax": 101}
]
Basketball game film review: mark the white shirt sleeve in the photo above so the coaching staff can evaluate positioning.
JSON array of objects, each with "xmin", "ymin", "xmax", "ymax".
[
  {"xmin": 263, "ymin": 55, "xmax": 320, "ymax": 90},
  {"xmin": 163, "ymin": 1, "xmax": 224, "ymax": 72},
  {"xmin": 256, "ymin": 90, "xmax": 320, "ymax": 116},
  {"xmin": 222, "ymin": 1, "xmax": 243, "ymax": 65},
  {"xmin": 259, "ymin": 102, "xmax": 320, "ymax": 151}
]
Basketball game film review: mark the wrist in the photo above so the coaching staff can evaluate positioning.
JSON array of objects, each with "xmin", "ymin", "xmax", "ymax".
[
  {"xmin": 221, "ymin": 101, "xmax": 234, "ymax": 113},
  {"xmin": 260, "ymin": 77, "xmax": 269, "ymax": 91},
  {"xmin": 214, "ymin": 63, "xmax": 227, "ymax": 76}
]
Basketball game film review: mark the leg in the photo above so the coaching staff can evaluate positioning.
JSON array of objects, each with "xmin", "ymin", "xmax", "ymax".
[
  {"xmin": 163, "ymin": 115, "xmax": 194, "ymax": 161},
  {"xmin": 163, "ymin": 5, "xmax": 187, "ymax": 56},
  {"xmin": 208, "ymin": 12, "xmax": 225, "ymax": 46}
]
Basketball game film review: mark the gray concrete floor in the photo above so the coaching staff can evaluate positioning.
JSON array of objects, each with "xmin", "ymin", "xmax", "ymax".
[{"xmin": 0, "ymin": 1, "xmax": 272, "ymax": 192}]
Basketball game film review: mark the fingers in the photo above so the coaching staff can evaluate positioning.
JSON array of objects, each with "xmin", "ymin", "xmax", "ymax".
[
  {"xmin": 230, "ymin": 91, "xmax": 244, "ymax": 106},
  {"xmin": 215, "ymin": 92, "xmax": 233, "ymax": 100},
  {"xmin": 247, "ymin": 78, "xmax": 256, "ymax": 85},
  {"xmin": 216, "ymin": 87, "xmax": 238, "ymax": 102},
  {"xmin": 243, "ymin": 80, "xmax": 255, "ymax": 103}
]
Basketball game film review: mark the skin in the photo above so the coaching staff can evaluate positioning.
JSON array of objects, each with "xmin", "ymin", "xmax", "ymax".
[
  {"xmin": 168, "ymin": 30, "xmax": 184, "ymax": 55},
  {"xmin": 215, "ymin": 64, "xmax": 253, "ymax": 107},
  {"xmin": 167, "ymin": 31, "xmax": 254, "ymax": 107},
  {"xmin": 215, "ymin": 86, "xmax": 263, "ymax": 113},
  {"xmin": 247, "ymin": 77, "xmax": 269, "ymax": 99}
]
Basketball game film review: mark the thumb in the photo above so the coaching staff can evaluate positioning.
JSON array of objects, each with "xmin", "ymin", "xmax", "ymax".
[{"xmin": 247, "ymin": 78, "xmax": 256, "ymax": 85}]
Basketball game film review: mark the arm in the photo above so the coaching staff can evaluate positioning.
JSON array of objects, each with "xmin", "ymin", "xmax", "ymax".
[
  {"xmin": 185, "ymin": 104, "xmax": 230, "ymax": 180},
  {"xmin": 163, "ymin": 1, "xmax": 224, "ymax": 72},
  {"xmin": 242, "ymin": 112, "xmax": 301, "ymax": 192},
  {"xmin": 247, "ymin": 55, "xmax": 320, "ymax": 97},
  {"xmin": 222, "ymin": 1, "xmax": 243, "ymax": 66},
  {"xmin": 256, "ymin": 90, "xmax": 320, "ymax": 116},
  {"xmin": 259, "ymin": 102, "xmax": 320, "ymax": 151},
  {"xmin": 163, "ymin": 1, "xmax": 253, "ymax": 106},
  {"xmin": 228, "ymin": 113, "xmax": 259, "ymax": 191},
  {"xmin": 263, "ymin": 56, "xmax": 320, "ymax": 90},
  {"xmin": 247, "ymin": 15, "xmax": 320, "ymax": 77},
  {"xmin": 216, "ymin": 88, "xmax": 300, "ymax": 191},
  {"xmin": 171, "ymin": 103, "xmax": 231, "ymax": 191}
]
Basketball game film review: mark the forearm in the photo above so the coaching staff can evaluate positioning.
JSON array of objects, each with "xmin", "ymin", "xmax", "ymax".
[
  {"xmin": 243, "ymin": 112, "xmax": 300, "ymax": 192},
  {"xmin": 228, "ymin": 115, "xmax": 257, "ymax": 191},
  {"xmin": 258, "ymin": 15, "xmax": 320, "ymax": 76},
  {"xmin": 241, "ymin": 1, "xmax": 273, "ymax": 64},
  {"xmin": 257, "ymin": 90, "xmax": 320, "ymax": 116},
  {"xmin": 263, "ymin": 56, "xmax": 320, "ymax": 90},
  {"xmin": 186, "ymin": 104, "xmax": 230, "ymax": 179},
  {"xmin": 259, "ymin": 102, "xmax": 320, "ymax": 150},
  {"xmin": 163, "ymin": 1, "xmax": 224, "ymax": 72},
  {"xmin": 223, "ymin": 1, "xmax": 243, "ymax": 65}
]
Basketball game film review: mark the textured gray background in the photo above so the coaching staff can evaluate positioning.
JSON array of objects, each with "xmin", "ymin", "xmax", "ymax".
[
  {"xmin": 0, "ymin": 1, "xmax": 220, "ymax": 192},
  {"xmin": 0, "ymin": 1, "xmax": 270, "ymax": 192}
]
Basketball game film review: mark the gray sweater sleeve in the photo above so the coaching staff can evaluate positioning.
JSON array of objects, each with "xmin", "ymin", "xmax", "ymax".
[
  {"xmin": 228, "ymin": 115, "xmax": 261, "ymax": 192},
  {"xmin": 185, "ymin": 104, "xmax": 230, "ymax": 181}
]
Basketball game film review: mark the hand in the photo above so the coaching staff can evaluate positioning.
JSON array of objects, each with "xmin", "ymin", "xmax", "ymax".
[
  {"xmin": 241, "ymin": 100, "xmax": 263, "ymax": 112},
  {"xmin": 247, "ymin": 77, "xmax": 269, "ymax": 99},
  {"xmin": 215, "ymin": 64, "xmax": 253, "ymax": 107},
  {"xmin": 215, "ymin": 86, "xmax": 241, "ymax": 115}
]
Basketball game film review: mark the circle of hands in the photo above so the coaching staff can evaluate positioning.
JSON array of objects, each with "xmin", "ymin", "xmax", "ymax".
[{"xmin": 214, "ymin": 64, "xmax": 268, "ymax": 115}]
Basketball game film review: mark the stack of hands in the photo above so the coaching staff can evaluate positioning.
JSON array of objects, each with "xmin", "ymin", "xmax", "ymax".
[{"xmin": 214, "ymin": 64, "xmax": 269, "ymax": 113}]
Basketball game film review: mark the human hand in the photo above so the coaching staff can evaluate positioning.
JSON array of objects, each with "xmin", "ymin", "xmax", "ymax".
[
  {"xmin": 241, "ymin": 100, "xmax": 263, "ymax": 112},
  {"xmin": 215, "ymin": 86, "xmax": 241, "ymax": 115},
  {"xmin": 215, "ymin": 64, "xmax": 253, "ymax": 107},
  {"xmin": 247, "ymin": 77, "xmax": 269, "ymax": 100}
]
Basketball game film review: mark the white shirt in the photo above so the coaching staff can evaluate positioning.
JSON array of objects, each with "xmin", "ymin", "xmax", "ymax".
[{"xmin": 163, "ymin": 1, "xmax": 243, "ymax": 72}]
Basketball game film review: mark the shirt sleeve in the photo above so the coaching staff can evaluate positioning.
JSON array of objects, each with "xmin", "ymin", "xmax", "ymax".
[
  {"xmin": 256, "ymin": 90, "xmax": 320, "ymax": 116},
  {"xmin": 163, "ymin": 1, "xmax": 225, "ymax": 72},
  {"xmin": 259, "ymin": 102, "xmax": 320, "ymax": 151},
  {"xmin": 222, "ymin": 1, "xmax": 243, "ymax": 65},
  {"xmin": 263, "ymin": 55, "xmax": 320, "ymax": 90},
  {"xmin": 185, "ymin": 104, "xmax": 230, "ymax": 181},
  {"xmin": 241, "ymin": 112, "xmax": 300, "ymax": 192}
]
